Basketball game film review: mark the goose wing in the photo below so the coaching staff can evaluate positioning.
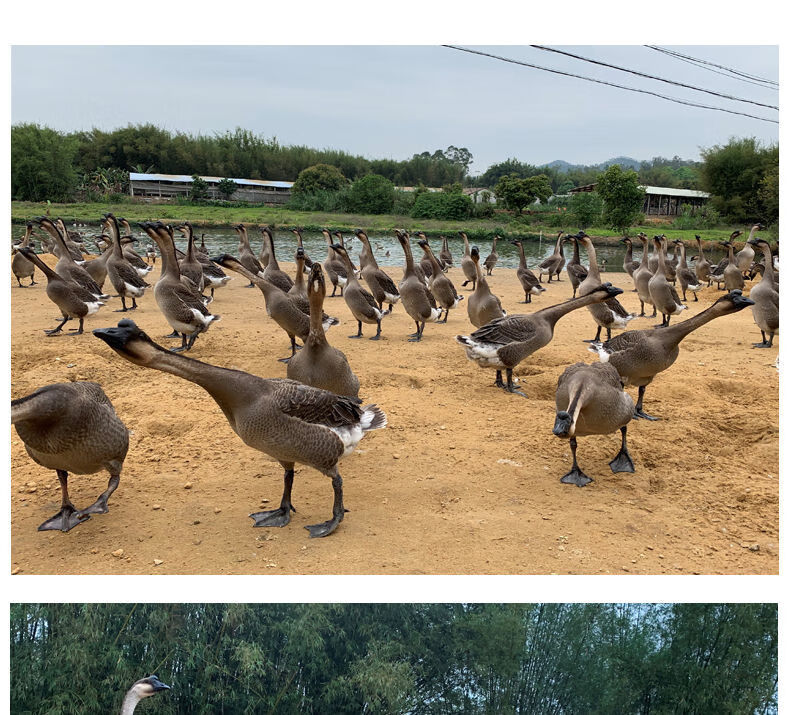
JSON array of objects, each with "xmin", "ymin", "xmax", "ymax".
[
  {"xmin": 170, "ymin": 281, "xmax": 212, "ymax": 316},
  {"xmin": 375, "ymin": 270, "xmax": 399, "ymax": 296},
  {"xmin": 605, "ymin": 296, "xmax": 632, "ymax": 318},
  {"xmin": 113, "ymin": 259, "xmax": 149, "ymax": 288},
  {"xmin": 272, "ymin": 379, "xmax": 364, "ymax": 427},
  {"xmin": 470, "ymin": 314, "xmax": 536, "ymax": 345}
]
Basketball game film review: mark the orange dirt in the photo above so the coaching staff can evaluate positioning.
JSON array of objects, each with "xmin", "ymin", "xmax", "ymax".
[{"xmin": 10, "ymin": 255, "xmax": 778, "ymax": 575}]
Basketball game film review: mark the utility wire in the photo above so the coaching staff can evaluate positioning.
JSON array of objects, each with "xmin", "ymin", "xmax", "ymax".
[
  {"xmin": 646, "ymin": 45, "xmax": 779, "ymax": 88},
  {"xmin": 530, "ymin": 44, "xmax": 778, "ymax": 110},
  {"xmin": 442, "ymin": 45, "xmax": 778, "ymax": 125}
]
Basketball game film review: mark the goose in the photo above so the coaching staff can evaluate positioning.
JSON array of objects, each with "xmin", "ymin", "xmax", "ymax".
[
  {"xmin": 117, "ymin": 218, "xmax": 154, "ymax": 277},
  {"xmin": 456, "ymin": 283, "xmax": 624, "ymax": 396},
  {"xmin": 467, "ymin": 246, "xmax": 506, "ymax": 327},
  {"xmin": 439, "ymin": 235, "xmax": 453, "ymax": 268},
  {"xmin": 196, "ymin": 250, "xmax": 232, "ymax": 299},
  {"xmin": 397, "ymin": 230, "xmax": 430, "ymax": 287},
  {"xmin": 261, "ymin": 228, "xmax": 295, "ymax": 292},
  {"xmin": 576, "ymin": 231, "xmax": 636, "ymax": 339},
  {"xmin": 288, "ymin": 247, "xmax": 309, "ymax": 298},
  {"xmin": 11, "ymin": 221, "xmax": 37, "ymax": 286},
  {"xmin": 37, "ymin": 217, "xmax": 83, "ymax": 263},
  {"xmin": 647, "ymin": 236, "xmax": 687, "ymax": 327},
  {"xmin": 721, "ymin": 233, "xmax": 745, "ymax": 291},
  {"xmin": 234, "ymin": 224, "xmax": 267, "ymax": 287},
  {"xmin": 632, "ymin": 233, "xmax": 656, "ymax": 317},
  {"xmin": 647, "ymin": 235, "xmax": 660, "ymax": 274},
  {"xmin": 395, "ymin": 230, "xmax": 442, "ymax": 341},
  {"xmin": 537, "ymin": 231, "xmax": 566, "ymax": 282},
  {"xmin": 459, "ymin": 231, "xmax": 477, "ymax": 290},
  {"xmin": 120, "ymin": 675, "xmax": 171, "ymax": 714},
  {"xmin": 94, "ymin": 319, "xmax": 386, "ymax": 537},
  {"xmin": 103, "ymin": 214, "xmax": 149, "ymax": 311},
  {"xmin": 417, "ymin": 236, "xmax": 437, "ymax": 281},
  {"xmin": 331, "ymin": 243, "xmax": 388, "ymax": 340},
  {"xmin": 11, "ymin": 381, "xmax": 128, "ymax": 531},
  {"xmin": 621, "ymin": 236, "xmax": 640, "ymax": 282},
  {"xmin": 175, "ymin": 222, "xmax": 206, "ymax": 293},
  {"xmin": 747, "ymin": 237, "xmax": 779, "ymax": 348},
  {"xmin": 511, "ymin": 239, "xmax": 545, "ymax": 303},
  {"xmin": 355, "ymin": 229, "xmax": 400, "ymax": 311},
  {"xmin": 553, "ymin": 362, "xmax": 635, "ymax": 486},
  {"xmin": 660, "ymin": 236, "xmax": 677, "ymax": 284},
  {"xmin": 16, "ymin": 248, "xmax": 106, "ymax": 335},
  {"xmin": 590, "ymin": 290, "xmax": 755, "ymax": 419},
  {"xmin": 83, "ymin": 237, "xmax": 114, "ymax": 290},
  {"xmin": 693, "ymin": 234, "xmax": 712, "ymax": 284},
  {"xmin": 565, "ymin": 235, "xmax": 589, "ymax": 298},
  {"xmin": 37, "ymin": 217, "xmax": 106, "ymax": 298},
  {"xmin": 287, "ymin": 263, "xmax": 360, "ymax": 397},
  {"xmin": 483, "ymin": 235, "xmax": 499, "ymax": 275},
  {"xmin": 258, "ymin": 227, "xmax": 272, "ymax": 268},
  {"xmin": 320, "ymin": 228, "xmax": 348, "ymax": 296},
  {"xmin": 735, "ymin": 224, "xmax": 763, "ymax": 276},
  {"xmin": 673, "ymin": 240, "xmax": 702, "ymax": 302},
  {"xmin": 418, "ymin": 237, "xmax": 463, "ymax": 323},
  {"xmin": 291, "ymin": 228, "xmax": 314, "ymax": 270},
  {"xmin": 140, "ymin": 222, "xmax": 220, "ymax": 352},
  {"xmin": 198, "ymin": 233, "xmax": 209, "ymax": 256}
]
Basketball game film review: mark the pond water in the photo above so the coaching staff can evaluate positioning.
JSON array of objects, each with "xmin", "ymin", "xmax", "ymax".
[{"xmin": 12, "ymin": 224, "xmax": 730, "ymax": 273}]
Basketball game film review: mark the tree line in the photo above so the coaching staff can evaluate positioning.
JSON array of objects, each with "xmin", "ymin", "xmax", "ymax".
[{"xmin": 10, "ymin": 603, "xmax": 777, "ymax": 714}]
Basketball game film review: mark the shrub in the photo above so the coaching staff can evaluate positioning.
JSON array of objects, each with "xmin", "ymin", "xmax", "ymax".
[
  {"xmin": 292, "ymin": 163, "xmax": 348, "ymax": 194},
  {"xmin": 287, "ymin": 188, "xmax": 350, "ymax": 212},
  {"xmin": 11, "ymin": 123, "xmax": 79, "ymax": 201},
  {"xmin": 410, "ymin": 192, "xmax": 473, "ymax": 220},
  {"xmin": 216, "ymin": 177, "xmax": 238, "ymax": 200},
  {"xmin": 190, "ymin": 175, "xmax": 209, "ymax": 201},
  {"xmin": 569, "ymin": 192, "xmax": 603, "ymax": 228},
  {"xmin": 392, "ymin": 190, "xmax": 416, "ymax": 215},
  {"xmin": 595, "ymin": 165, "xmax": 645, "ymax": 234},
  {"xmin": 347, "ymin": 174, "xmax": 395, "ymax": 214},
  {"xmin": 671, "ymin": 204, "xmax": 723, "ymax": 230}
]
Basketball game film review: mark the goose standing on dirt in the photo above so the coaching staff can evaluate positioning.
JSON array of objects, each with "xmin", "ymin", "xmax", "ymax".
[
  {"xmin": 120, "ymin": 675, "xmax": 171, "ymax": 714},
  {"xmin": 332, "ymin": 243, "xmax": 388, "ymax": 340},
  {"xmin": 291, "ymin": 228, "xmax": 314, "ymax": 270},
  {"xmin": 456, "ymin": 283, "xmax": 624, "ymax": 395},
  {"xmin": 418, "ymin": 237, "xmax": 463, "ymax": 323},
  {"xmin": 175, "ymin": 222, "xmax": 206, "ymax": 294},
  {"xmin": 590, "ymin": 290, "xmax": 755, "ymax": 419},
  {"xmin": 621, "ymin": 236, "xmax": 640, "ymax": 283},
  {"xmin": 103, "ymin": 214, "xmax": 149, "ymax": 311},
  {"xmin": 94, "ymin": 319, "xmax": 386, "ymax": 537},
  {"xmin": 512, "ymin": 239, "xmax": 545, "ymax": 303},
  {"xmin": 38, "ymin": 217, "xmax": 106, "ymax": 298},
  {"xmin": 396, "ymin": 230, "xmax": 442, "ymax": 341},
  {"xmin": 673, "ymin": 239, "xmax": 702, "ymax": 302},
  {"xmin": 633, "ymin": 233, "xmax": 656, "ymax": 317},
  {"xmin": 356, "ymin": 229, "xmax": 400, "ymax": 311},
  {"xmin": 693, "ymin": 234, "xmax": 712, "ymax": 285},
  {"xmin": 11, "ymin": 381, "xmax": 129, "ymax": 531},
  {"xmin": 483, "ymin": 235, "xmax": 499, "ymax": 275},
  {"xmin": 553, "ymin": 362, "xmax": 635, "ymax": 486},
  {"xmin": 118, "ymin": 218, "xmax": 154, "ymax": 277},
  {"xmin": 234, "ymin": 224, "xmax": 267, "ymax": 287},
  {"xmin": 439, "ymin": 235, "xmax": 453, "ymax": 268},
  {"xmin": 16, "ymin": 248, "xmax": 106, "ymax": 335},
  {"xmin": 735, "ymin": 224, "xmax": 763, "ymax": 277},
  {"xmin": 287, "ymin": 264, "xmax": 360, "ymax": 397},
  {"xmin": 647, "ymin": 236, "xmax": 687, "ymax": 327},
  {"xmin": 576, "ymin": 231, "xmax": 635, "ymax": 340},
  {"xmin": 565, "ymin": 234, "xmax": 589, "ymax": 298},
  {"xmin": 538, "ymin": 231, "xmax": 566, "ymax": 282},
  {"xmin": 467, "ymin": 246, "xmax": 506, "ymax": 327},
  {"xmin": 721, "ymin": 232, "xmax": 745, "ymax": 291},
  {"xmin": 747, "ymin": 236, "xmax": 779, "ymax": 348},
  {"xmin": 11, "ymin": 221, "xmax": 37, "ymax": 286},
  {"xmin": 141, "ymin": 222, "xmax": 220, "ymax": 352},
  {"xmin": 145, "ymin": 244, "xmax": 157, "ymax": 264},
  {"xmin": 459, "ymin": 231, "xmax": 477, "ymax": 290},
  {"xmin": 398, "ymin": 230, "xmax": 430, "ymax": 286},
  {"xmin": 320, "ymin": 228, "xmax": 348, "ymax": 296}
]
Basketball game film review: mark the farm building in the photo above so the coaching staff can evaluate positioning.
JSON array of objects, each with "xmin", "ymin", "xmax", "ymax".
[
  {"xmin": 129, "ymin": 173, "xmax": 294, "ymax": 204},
  {"xmin": 569, "ymin": 183, "xmax": 710, "ymax": 216}
]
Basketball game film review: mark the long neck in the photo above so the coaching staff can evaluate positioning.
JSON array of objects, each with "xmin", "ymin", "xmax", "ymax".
[
  {"xmin": 655, "ymin": 241, "xmax": 667, "ymax": 270},
  {"xmin": 538, "ymin": 291, "xmax": 609, "ymax": 326},
  {"xmin": 491, "ymin": 236, "xmax": 498, "ymax": 252},
  {"xmin": 572, "ymin": 239, "xmax": 580, "ymax": 263},
  {"xmin": 461, "ymin": 234, "xmax": 470, "ymax": 256},
  {"xmin": 662, "ymin": 302, "xmax": 733, "ymax": 344},
  {"xmin": 624, "ymin": 241, "xmax": 633, "ymax": 263},
  {"xmin": 21, "ymin": 227, "xmax": 32, "ymax": 248},
  {"xmin": 185, "ymin": 228, "xmax": 197, "ymax": 261},
  {"xmin": 517, "ymin": 243, "xmax": 526, "ymax": 269},
  {"xmin": 726, "ymin": 243, "xmax": 735, "ymax": 263},
  {"xmin": 473, "ymin": 258, "xmax": 490, "ymax": 295},
  {"xmin": 19, "ymin": 251, "xmax": 57, "ymax": 280},
  {"xmin": 52, "ymin": 225, "xmax": 78, "ymax": 263},
  {"xmin": 758, "ymin": 243, "xmax": 775, "ymax": 284},
  {"xmin": 638, "ymin": 239, "xmax": 649, "ymax": 267},
  {"xmin": 677, "ymin": 243, "xmax": 688, "ymax": 269},
  {"xmin": 154, "ymin": 234, "xmax": 181, "ymax": 280},
  {"xmin": 293, "ymin": 259, "xmax": 306, "ymax": 291},
  {"xmin": 120, "ymin": 689, "xmax": 141, "ymax": 715},
  {"xmin": 747, "ymin": 225, "xmax": 760, "ymax": 242},
  {"xmin": 423, "ymin": 244, "xmax": 442, "ymax": 274},
  {"xmin": 401, "ymin": 237, "xmax": 415, "ymax": 274},
  {"xmin": 338, "ymin": 252, "xmax": 360, "ymax": 285},
  {"xmin": 554, "ymin": 234, "xmax": 564, "ymax": 254},
  {"xmin": 359, "ymin": 234, "xmax": 377, "ymax": 267},
  {"xmin": 308, "ymin": 286, "xmax": 327, "ymax": 342},
  {"xmin": 583, "ymin": 240, "xmax": 600, "ymax": 280},
  {"xmin": 323, "ymin": 232, "xmax": 334, "ymax": 259},
  {"xmin": 696, "ymin": 238, "xmax": 706, "ymax": 261}
]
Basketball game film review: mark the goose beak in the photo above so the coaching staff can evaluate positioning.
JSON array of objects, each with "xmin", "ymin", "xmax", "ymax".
[
  {"xmin": 148, "ymin": 676, "xmax": 171, "ymax": 692},
  {"xmin": 93, "ymin": 319, "xmax": 149, "ymax": 350},
  {"xmin": 730, "ymin": 291, "xmax": 755, "ymax": 307},
  {"xmin": 552, "ymin": 411, "xmax": 574, "ymax": 438}
]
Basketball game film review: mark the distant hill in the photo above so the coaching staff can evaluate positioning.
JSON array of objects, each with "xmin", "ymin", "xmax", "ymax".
[{"xmin": 543, "ymin": 156, "xmax": 642, "ymax": 173}]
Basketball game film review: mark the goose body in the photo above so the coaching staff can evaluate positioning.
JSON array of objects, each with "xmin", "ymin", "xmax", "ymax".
[
  {"xmin": 11, "ymin": 381, "xmax": 128, "ymax": 531},
  {"xmin": 94, "ymin": 319, "xmax": 386, "ymax": 537},
  {"xmin": 418, "ymin": 233, "xmax": 463, "ymax": 322},
  {"xmin": 735, "ymin": 224, "xmax": 762, "ymax": 275},
  {"xmin": 321, "ymin": 229, "xmax": 348, "ymax": 296},
  {"xmin": 332, "ymin": 243, "xmax": 388, "ymax": 340},
  {"xmin": 632, "ymin": 233, "xmax": 656, "ymax": 317},
  {"xmin": 720, "ymin": 233, "xmax": 745, "ymax": 291},
  {"xmin": 11, "ymin": 222, "xmax": 37, "ymax": 286},
  {"xmin": 467, "ymin": 246, "xmax": 506, "ymax": 327},
  {"xmin": 483, "ymin": 235, "xmax": 499, "ymax": 275},
  {"xmin": 747, "ymin": 238, "xmax": 779, "ymax": 348},
  {"xmin": 118, "ymin": 219, "xmax": 154, "ymax": 277},
  {"xmin": 38, "ymin": 217, "xmax": 106, "ymax": 298},
  {"xmin": 356, "ymin": 230, "xmax": 400, "ymax": 310},
  {"xmin": 647, "ymin": 236, "xmax": 687, "ymax": 327},
  {"xmin": 439, "ymin": 235, "xmax": 453, "ymax": 268},
  {"xmin": 175, "ymin": 222, "xmax": 206, "ymax": 293},
  {"xmin": 459, "ymin": 231, "xmax": 477, "ymax": 290},
  {"xmin": 538, "ymin": 232, "xmax": 566, "ymax": 281},
  {"xmin": 565, "ymin": 236, "xmax": 589, "ymax": 298},
  {"xmin": 103, "ymin": 214, "xmax": 149, "ymax": 310},
  {"xmin": 396, "ymin": 231, "xmax": 441, "ymax": 341},
  {"xmin": 673, "ymin": 240, "xmax": 702, "ymax": 302},
  {"xmin": 512, "ymin": 239, "xmax": 545, "ymax": 303}
]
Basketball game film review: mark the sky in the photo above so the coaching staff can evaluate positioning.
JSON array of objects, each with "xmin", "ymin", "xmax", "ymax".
[{"xmin": 10, "ymin": 44, "xmax": 779, "ymax": 175}]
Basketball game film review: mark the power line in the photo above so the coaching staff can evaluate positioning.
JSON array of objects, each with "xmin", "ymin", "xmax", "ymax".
[
  {"xmin": 442, "ymin": 45, "xmax": 778, "ymax": 125},
  {"xmin": 646, "ymin": 46, "xmax": 779, "ymax": 88},
  {"xmin": 530, "ymin": 45, "xmax": 778, "ymax": 110}
]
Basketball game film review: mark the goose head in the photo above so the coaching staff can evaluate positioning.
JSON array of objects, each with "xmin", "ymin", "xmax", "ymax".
[
  {"xmin": 308, "ymin": 262, "xmax": 326, "ymax": 297},
  {"xmin": 714, "ymin": 289, "xmax": 755, "ymax": 312},
  {"xmin": 133, "ymin": 675, "xmax": 171, "ymax": 698},
  {"xmin": 94, "ymin": 320, "xmax": 171, "ymax": 366}
]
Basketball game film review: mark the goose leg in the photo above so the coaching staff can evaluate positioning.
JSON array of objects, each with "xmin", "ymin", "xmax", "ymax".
[
  {"xmin": 164, "ymin": 330, "xmax": 180, "ymax": 338},
  {"xmin": 693, "ymin": 292, "xmax": 698, "ymax": 302},
  {"xmin": 38, "ymin": 470, "xmax": 90, "ymax": 532},
  {"xmin": 16, "ymin": 277, "xmax": 24, "ymax": 287},
  {"xmin": 369, "ymin": 319, "xmax": 382, "ymax": 340},
  {"xmin": 171, "ymin": 333, "xmax": 189, "ymax": 353},
  {"xmin": 246, "ymin": 282, "xmax": 256, "ymax": 288},
  {"xmin": 44, "ymin": 316, "xmax": 70, "ymax": 335},
  {"xmin": 608, "ymin": 426, "xmax": 635, "ymax": 473},
  {"xmin": 408, "ymin": 321, "xmax": 422, "ymax": 341},
  {"xmin": 30, "ymin": 277, "xmax": 37, "ymax": 285},
  {"xmin": 114, "ymin": 296, "xmax": 129, "ymax": 312},
  {"xmin": 305, "ymin": 471, "xmax": 346, "ymax": 538},
  {"xmin": 583, "ymin": 325, "xmax": 602, "ymax": 343},
  {"xmin": 277, "ymin": 336, "xmax": 299, "ymax": 363},
  {"xmin": 348, "ymin": 320, "xmax": 364, "ymax": 339},
  {"xmin": 633, "ymin": 385, "xmax": 659, "ymax": 421},
  {"xmin": 505, "ymin": 368, "xmax": 526, "ymax": 397},
  {"xmin": 560, "ymin": 437, "xmax": 593, "ymax": 486},
  {"xmin": 130, "ymin": 296, "xmax": 138, "ymax": 310},
  {"xmin": 606, "ymin": 327, "xmax": 612, "ymax": 341},
  {"xmin": 494, "ymin": 370, "xmax": 505, "ymax": 388},
  {"xmin": 184, "ymin": 330, "xmax": 201, "ymax": 351},
  {"xmin": 462, "ymin": 279, "xmax": 471, "ymax": 287},
  {"xmin": 752, "ymin": 330, "xmax": 774, "ymax": 348},
  {"xmin": 439, "ymin": 309, "xmax": 449, "ymax": 324},
  {"xmin": 78, "ymin": 474, "xmax": 120, "ymax": 516},
  {"xmin": 638, "ymin": 300, "xmax": 645, "ymax": 317},
  {"xmin": 250, "ymin": 467, "xmax": 295, "ymax": 528},
  {"xmin": 66, "ymin": 318, "xmax": 85, "ymax": 335}
]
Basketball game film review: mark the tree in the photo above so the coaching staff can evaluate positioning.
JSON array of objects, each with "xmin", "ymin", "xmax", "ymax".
[
  {"xmin": 347, "ymin": 174, "xmax": 395, "ymax": 214},
  {"xmin": 494, "ymin": 173, "xmax": 553, "ymax": 215},
  {"xmin": 190, "ymin": 175, "xmax": 209, "ymax": 200},
  {"xmin": 216, "ymin": 177, "xmax": 237, "ymax": 200},
  {"xmin": 595, "ymin": 164, "xmax": 645, "ymax": 234},
  {"xmin": 570, "ymin": 192, "xmax": 603, "ymax": 229},
  {"xmin": 292, "ymin": 163, "xmax": 349, "ymax": 194},
  {"xmin": 11, "ymin": 123, "xmax": 79, "ymax": 201},
  {"xmin": 411, "ymin": 192, "xmax": 473, "ymax": 220}
]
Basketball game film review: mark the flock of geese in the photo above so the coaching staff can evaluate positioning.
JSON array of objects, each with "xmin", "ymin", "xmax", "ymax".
[{"xmin": 10, "ymin": 217, "xmax": 778, "ymax": 537}]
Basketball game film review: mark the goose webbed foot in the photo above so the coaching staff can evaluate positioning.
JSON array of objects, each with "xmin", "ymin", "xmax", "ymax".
[
  {"xmin": 494, "ymin": 371, "xmax": 505, "ymax": 388},
  {"xmin": 609, "ymin": 428, "xmax": 635, "ymax": 473},
  {"xmin": 305, "ymin": 513, "xmax": 345, "ymax": 538},
  {"xmin": 560, "ymin": 466, "xmax": 593, "ymax": 487},
  {"xmin": 250, "ymin": 504, "xmax": 295, "ymax": 528},
  {"xmin": 277, "ymin": 356, "xmax": 292, "ymax": 363},
  {"xmin": 633, "ymin": 409, "xmax": 659, "ymax": 421},
  {"xmin": 305, "ymin": 472, "xmax": 346, "ymax": 537},
  {"xmin": 164, "ymin": 330, "xmax": 180, "ymax": 338},
  {"xmin": 78, "ymin": 475, "xmax": 120, "ymax": 516},
  {"xmin": 752, "ymin": 342, "xmax": 773, "ymax": 348},
  {"xmin": 38, "ymin": 505, "xmax": 90, "ymax": 532}
]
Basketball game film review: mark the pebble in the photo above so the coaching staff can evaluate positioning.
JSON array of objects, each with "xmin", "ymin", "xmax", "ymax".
[
  {"xmin": 11, "ymin": 567, "xmax": 20, "ymax": 575},
  {"xmin": 152, "ymin": 504, "xmax": 161, "ymax": 510},
  {"xmin": 91, "ymin": 548, "xmax": 99, "ymax": 554},
  {"xmin": 184, "ymin": 482, "xmax": 193, "ymax": 489},
  {"xmin": 153, "ymin": 559, "xmax": 164, "ymax": 566},
  {"xmin": 112, "ymin": 549, "xmax": 124, "ymax": 558},
  {"xmin": 214, "ymin": 507, "xmax": 221, "ymax": 513},
  {"xmin": 392, "ymin": 454, "xmax": 400, "ymax": 459},
  {"xmin": 192, "ymin": 520, "xmax": 201, "ymax": 525}
]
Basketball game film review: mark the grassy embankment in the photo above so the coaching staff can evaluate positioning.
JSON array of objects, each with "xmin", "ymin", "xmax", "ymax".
[{"xmin": 11, "ymin": 200, "xmax": 750, "ymax": 244}]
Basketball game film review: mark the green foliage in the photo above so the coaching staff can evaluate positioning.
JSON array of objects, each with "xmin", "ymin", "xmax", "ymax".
[
  {"xmin": 215, "ymin": 177, "xmax": 237, "ymax": 200},
  {"xmin": 569, "ymin": 192, "xmax": 603, "ymax": 228},
  {"xmin": 595, "ymin": 165, "xmax": 646, "ymax": 234},
  {"xmin": 494, "ymin": 173, "xmax": 553, "ymax": 215},
  {"xmin": 287, "ymin": 188, "xmax": 350, "ymax": 212},
  {"xmin": 411, "ymin": 191, "xmax": 473, "ymax": 220},
  {"xmin": 347, "ymin": 174, "xmax": 395, "ymax": 214},
  {"xmin": 189, "ymin": 175, "xmax": 209, "ymax": 201},
  {"xmin": 392, "ymin": 190, "xmax": 416, "ymax": 216},
  {"xmin": 11, "ymin": 123, "xmax": 79, "ymax": 201},
  {"xmin": 758, "ymin": 162, "xmax": 779, "ymax": 226},
  {"xmin": 292, "ymin": 163, "xmax": 349, "ymax": 194},
  {"xmin": 671, "ymin": 203, "xmax": 724, "ymax": 230}
]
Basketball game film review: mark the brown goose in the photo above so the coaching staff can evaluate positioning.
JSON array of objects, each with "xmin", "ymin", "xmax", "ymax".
[
  {"xmin": 287, "ymin": 264, "xmax": 360, "ymax": 397},
  {"xmin": 396, "ymin": 230, "xmax": 442, "ymax": 340},
  {"xmin": 633, "ymin": 233, "xmax": 656, "ymax": 317},
  {"xmin": 511, "ymin": 239, "xmax": 545, "ymax": 303},
  {"xmin": 11, "ymin": 381, "xmax": 128, "ymax": 531},
  {"xmin": 735, "ymin": 223, "xmax": 763, "ymax": 276},
  {"xmin": 288, "ymin": 247, "xmax": 309, "ymax": 299},
  {"xmin": 16, "ymin": 248, "xmax": 106, "ymax": 334},
  {"xmin": 175, "ymin": 222, "xmax": 206, "ymax": 293},
  {"xmin": 258, "ymin": 227, "xmax": 272, "ymax": 268},
  {"xmin": 459, "ymin": 231, "xmax": 477, "ymax": 290},
  {"xmin": 747, "ymin": 237, "xmax": 779, "ymax": 348},
  {"xmin": 234, "ymin": 224, "xmax": 267, "ymax": 287},
  {"xmin": 397, "ymin": 230, "xmax": 430, "ymax": 286},
  {"xmin": 121, "ymin": 675, "xmax": 171, "ymax": 714},
  {"xmin": 331, "ymin": 243, "xmax": 388, "ymax": 340},
  {"xmin": 320, "ymin": 228, "xmax": 348, "ymax": 296},
  {"xmin": 722, "ymin": 233, "xmax": 745, "ymax": 291},
  {"xmin": 83, "ymin": 238, "xmax": 114, "ymax": 290},
  {"xmin": 103, "ymin": 214, "xmax": 149, "ymax": 311},
  {"xmin": 456, "ymin": 283, "xmax": 624, "ymax": 395},
  {"xmin": 553, "ymin": 362, "xmax": 635, "ymax": 487},
  {"xmin": 565, "ymin": 235, "xmax": 588, "ymax": 298},
  {"xmin": 647, "ymin": 236, "xmax": 686, "ymax": 327},
  {"xmin": 693, "ymin": 234, "xmax": 712, "ymax": 284},
  {"xmin": 140, "ymin": 222, "xmax": 219, "ymax": 352},
  {"xmin": 673, "ymin": 240, "xmax": 702, "ymax": 302},
  {"xmin": 621, "ymin": 236, "xmax": 640, "ymax": 282},
  {"xmin": 11, "ymin": 221, "xmax": 37, "ymax": 286},
  {"xmin": 261, "ymin": 228, "xmax": 295, "ymax": 292},
  {"xmin": 37, "ymin": 217, "xmax": 83, "ymax": 263},
  {"xmin": 291, "ymin": 228, "xmax": 314, "ymax": 270},
  {"xmin": 483, "ymin": 235, "xmax": 499, "ymax": 275},
  {"xmin": 355, "ymin": 229, "xmax": 400, "ymax": 311},
  {"xmin": 118, "ymin": 218, "xmax": 154, "ymax": 277},
  {"xmin": 37, "ymin": 217, "xmax": 106, "ymax": 298},
  {"xmin": 537, "ymin": 231, "xmax": 566, "ymax": 282},
  {"xmin": 94, "ymin": 319, "xmax": 386, "ymax": 538},
  {"xmin": 467, "ymin": 246, "xmax": 506, "ymax": 327},
  {"xmin": 590, "ymin": 290, "xmax": 755, "ymax": 419},
  {"xmin": 439, "ymin": 235, "xmax": 453, "ymax": 268},
  {"xmin": 418, "ymin": 237, "xmax": 463, "ymax": 323}
]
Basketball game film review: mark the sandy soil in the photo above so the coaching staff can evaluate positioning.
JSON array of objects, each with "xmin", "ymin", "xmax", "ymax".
[{"xmin": 10, "ymin": 254, "xmax": 778, "ymax": 575}]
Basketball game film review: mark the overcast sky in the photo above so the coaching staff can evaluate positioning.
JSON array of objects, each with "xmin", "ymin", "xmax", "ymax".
[{"xmin": 11, "ymin": 45, "xmax": 778, "ymax": 174}]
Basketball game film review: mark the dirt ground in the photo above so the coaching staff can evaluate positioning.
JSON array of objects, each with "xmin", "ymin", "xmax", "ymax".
[{"xmin": 10, "ymin": 254, "xmax": 779, "ymax": 575}]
